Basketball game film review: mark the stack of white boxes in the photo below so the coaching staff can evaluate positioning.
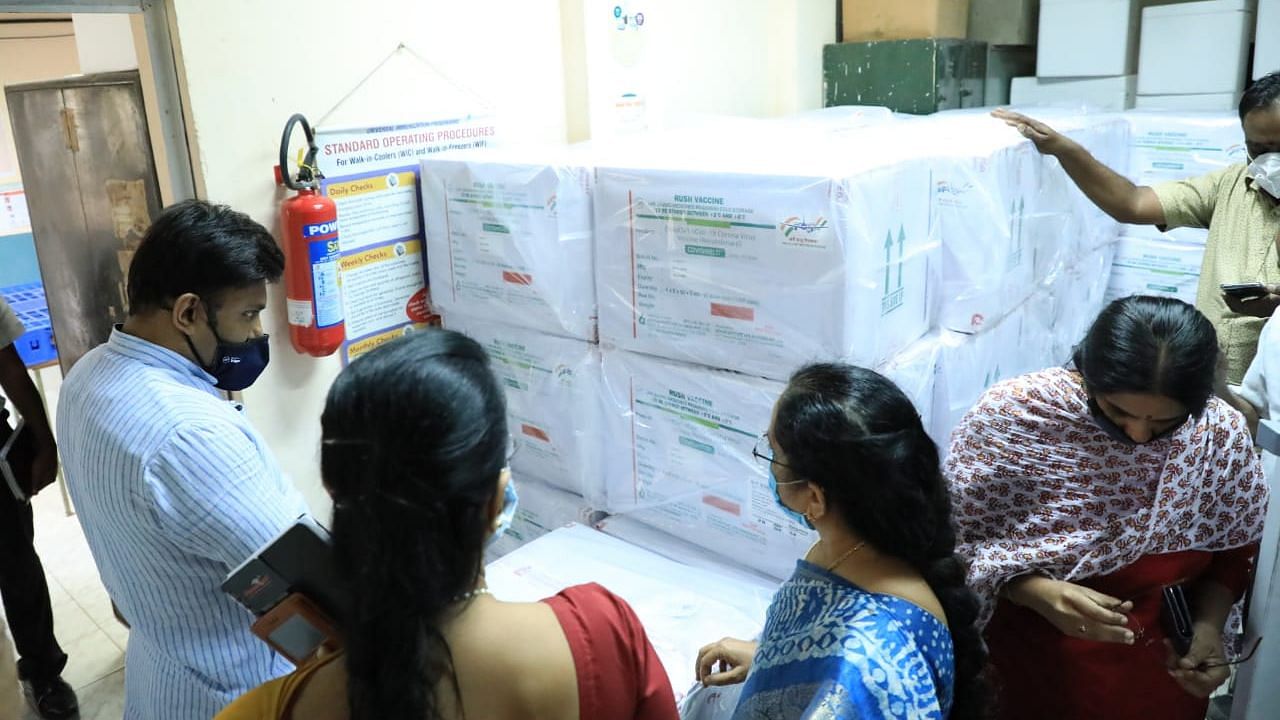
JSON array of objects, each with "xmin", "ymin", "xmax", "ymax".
[
  {"xmin": 420, "ymin": 146, "xmax": 608, "ymax": 557},
  {"xmin": 1013, "ymin": 0, "xmax": 1140, "ymax": 110},
  {"xmin": 1137, "ymin": 0, "xmax": 1256, "ymax": 111},
  {"xmin": 921, "ymin": 109, "xmax": 1130, "ymax": 446},
  {"xmin": 1017, "ymin": 0, "xmax": 1265, "ymax": 113},
  {"xmin": 1105, "ymin": 110, "xmax": 1245, "ymax": 306},
  {"xmin": 421, "ymin": 109, "xmax": 1130, "ymax": 582}
]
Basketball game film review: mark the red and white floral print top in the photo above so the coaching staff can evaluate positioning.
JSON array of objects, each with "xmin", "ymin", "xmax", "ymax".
[{"xmin": 945, "ymin": 367, "xmax": 1269, "ymax": 626}]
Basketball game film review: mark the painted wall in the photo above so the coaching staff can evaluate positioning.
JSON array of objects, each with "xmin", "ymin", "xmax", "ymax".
[
  {"xmin": 0, "ymin": 20, "xmax": 79, "ymax": 184},
  {"xmin": 168, "ymin": 0, "xmax": 573, "ymax": 514},
  {"xmin": 71, "ymin": 14, "xmax": 135, "ymax": 74}
]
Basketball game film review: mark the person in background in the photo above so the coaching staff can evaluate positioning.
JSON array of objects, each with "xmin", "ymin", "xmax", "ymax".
[
  {"xmin": 0, "ymin": 296, "xmax": 76, "ymax": 719},
  {"xmin": 947, "ymin": 296, "xmax": 1268, "ymax": 720},
  {"xmin": 992, "ymin": 70, "xmax": 1280, "ymax": 386},
  {"xmin": 1225, "ymin": 229, "xmax": 1280, "ymax": 434},
  {"xmin": 57, "ymin": 200, "xmax": 309, "ymax": 720},
  {"xmin": 217, "ymin": 329, "xmax": 677, "ymax": 720},
  {"xmin": 694, "ymin": 365, "xmax": 988, "ymax": 720}
]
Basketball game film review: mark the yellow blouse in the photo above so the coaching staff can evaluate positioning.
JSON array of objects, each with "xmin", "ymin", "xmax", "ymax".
[{"xmin": 215, "ymin": 652, "xmax": 343, "ymax": 720}]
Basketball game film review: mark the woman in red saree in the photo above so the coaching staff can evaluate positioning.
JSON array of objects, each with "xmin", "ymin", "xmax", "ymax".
[{"xmin": 946, "ymin": 296, "xmax": 1269, "ymax": 720}]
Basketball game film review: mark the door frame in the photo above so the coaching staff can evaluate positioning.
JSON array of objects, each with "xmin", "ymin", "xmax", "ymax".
[{"xmin": 0, "ymin": 0, "xmax": 195, "ymax": 201}]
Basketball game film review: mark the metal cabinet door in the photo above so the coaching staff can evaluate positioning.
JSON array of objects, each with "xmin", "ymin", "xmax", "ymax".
[{"xmin": 6, "ymin": 71, "xmax": 162, "ymax": 375}]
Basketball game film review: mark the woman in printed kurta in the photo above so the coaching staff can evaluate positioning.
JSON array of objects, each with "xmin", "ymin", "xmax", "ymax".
[
  {"xmin": 947, "ymin": 296, "xmax": 1269, "ymax": 720},
  {"xmin": 696, "ymin": 364, "xmax": 990, "ymax": 720}
]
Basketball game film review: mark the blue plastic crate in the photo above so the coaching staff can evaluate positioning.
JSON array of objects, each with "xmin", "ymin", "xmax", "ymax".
[{"xmin": 1, "ymin": 282, "xmax": 57, "ymax": 368}]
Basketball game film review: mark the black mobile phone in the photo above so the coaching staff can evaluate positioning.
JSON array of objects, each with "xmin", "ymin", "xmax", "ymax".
[
  {"xmin": 1221, "ymin": 282, "xmax": 1268, "ymax": 300},
  {"xmin": 1161, "ymin": 585, "xmax": 1195, "ymax": 657}
]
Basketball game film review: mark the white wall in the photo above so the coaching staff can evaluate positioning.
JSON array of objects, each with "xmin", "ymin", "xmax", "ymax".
[
  {"xmin": 0, "ymin": 20, "xmax": 79, "ymax": 184},
  {"xmin": 168, "ymin": 0, "xmax": 572, "ymax": 514},
  {"xmin": 168, "ymin": 0, "xmax": 834, "ymax": 515},
  {"xmin": 71, "ymin": 14, "xmax": 135, "ymax": 73}
]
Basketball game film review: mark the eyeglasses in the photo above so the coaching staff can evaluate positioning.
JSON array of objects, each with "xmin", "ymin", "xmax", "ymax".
[
  {"xmin": 752, "ymin": 433, "xmax": 799, "ymax": 475},
  {"xmin": 505, "ymin": 435, "xmax": 520, "ymax": 466},
  {"xmin": 1196, "ymin": 636, "xmax": 1263, "ymax": 671}
]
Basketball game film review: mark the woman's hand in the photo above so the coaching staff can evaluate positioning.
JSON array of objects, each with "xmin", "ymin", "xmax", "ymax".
[
  {"xmin": 1166, "ymin": 626, "xmax": 1231, "ymax": 698},
  {"xmin": 696, "ymin": 637, "xmax": 758, "ymax": 687},
  {"xmin": 1005, "ymin": 576, "xmax": 1135, "ymax": 644}
]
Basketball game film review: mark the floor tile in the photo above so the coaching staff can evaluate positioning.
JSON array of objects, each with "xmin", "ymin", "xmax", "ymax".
[
  {"xmin": 58, "ymin": 628, "xmax": 124, "ymax": 692},
  {"xmin": 74, "ymin": 668, "xmax": 125, "ymax": 720}
]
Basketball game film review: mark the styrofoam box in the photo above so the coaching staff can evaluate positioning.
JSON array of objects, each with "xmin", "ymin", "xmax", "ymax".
[
  {"xmin": 486, "ymin": 525, "xmax": 776, "ymax": 702},
  {"xmin": 1038, "ymin": 0, "xmax": 1140, "ymax": 78},
  {"xmin": 1258, "ymin": 0, "xmax": 1279, "ymax": 81},
  {"xmin": 1135, "ymin": 93, "xmax": 1240, "ymax": 112},
  {"xmin": 421, "ymin": 146, "xmax": 597, "ymax": 342},
  {"xmin": 485, "ymin": 479, "xmax": 605, "ymax": 560},
  {"xmin": 442, "ymin": 311, "xmax": 606, "ymax": 504},
  {"xmin": 1139, "ymin": 0, "xmax": 1254, "ymax": 96},
  {"xmin": 599, "ymin": 349, "xmax": 816, "ymax": 581},
  {"xmin": 1010, "ymin": 75, "xmax": 1137, "ymax": 111},
  {"xmin": 1105, "ymin": 235, "xmax": 1205, "ymax": 306},
  {"xmin": 595, "ymin": 134, "xmax": 937, "ymax": 381}
]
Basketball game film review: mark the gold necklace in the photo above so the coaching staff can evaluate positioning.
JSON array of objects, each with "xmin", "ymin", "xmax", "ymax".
[{"xmin": 826, "ymin": 541, "xmax": 868, "ymax": 572}]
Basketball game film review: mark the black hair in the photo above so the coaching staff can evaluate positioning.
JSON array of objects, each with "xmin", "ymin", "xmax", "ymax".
[
  {"xmin": 126, "ymin": 199, "xmax": 284, "ymax": 313},
  {"xmin": 321, "ymin": 329, "xmax": 508, "ymax": 720},
  {"xmin": 772, "ymin": 364, "xmax": 990, "ymax": 720},
  {"xmin": 1071, "ymin": 295, "xmax": 1218, "ymax": 416},
  {"xmin": 1240, "ymin": 70, "xmax": 1280, "ymax": 122}
]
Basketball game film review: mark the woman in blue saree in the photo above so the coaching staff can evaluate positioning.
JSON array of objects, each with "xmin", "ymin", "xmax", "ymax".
[{"xmin": 695, "ymin": 365, "xmax": 989, "ymax": 720}]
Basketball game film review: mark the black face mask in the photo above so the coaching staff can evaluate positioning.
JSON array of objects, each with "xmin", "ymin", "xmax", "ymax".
[
  {"xmin": 1087, "ymin": 395, "xmax": 1184, "ymax": 446},
  {"xmin": 184, "ymin": 311, "xmax": 270, "ymax": 392}
]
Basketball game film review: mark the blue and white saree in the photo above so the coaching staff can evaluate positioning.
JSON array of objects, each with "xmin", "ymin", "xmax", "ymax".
[{"xmin": 733, "ymin": 561, "xmax": 955, "ymax": 719}]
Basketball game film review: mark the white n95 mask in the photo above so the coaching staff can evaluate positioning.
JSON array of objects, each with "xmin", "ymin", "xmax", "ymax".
[{"xmin": 1246, "ymin": 152, "xmax": 1280, "ymax": 199}]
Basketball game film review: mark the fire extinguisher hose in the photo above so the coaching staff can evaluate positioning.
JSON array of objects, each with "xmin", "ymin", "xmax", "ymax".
[{"xmin": 279, "ymin": 114, "xmax": 322, "ymax": 191}]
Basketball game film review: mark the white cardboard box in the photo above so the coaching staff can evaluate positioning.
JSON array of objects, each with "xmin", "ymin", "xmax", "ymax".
[
  {"xmin": 1047, "ymin": 244, "xmax": 1117, "ymax": 362},
  {"xmin": 1258, "ymin": 0, "xmax": 1279, "ymax": 81},
  {"xmin": 442, "ymin": 311, "xmax": 606, "ymax": 504},
  {"xmin": 421, "ymin": 147, "xmax": 597, "ymax": 342},
  {"xmin": 486, "ymin": 525, "xmax": 776, "ymax": 702},
  {"xmin": 877, "ymin": 335, "xmax": 941, "ymax": 433},
  {"xmin": 1135, "ymin": 93, "xmax": 1241, "ymax": 112},
  {"xmin": 1010, "ymin": 75, "xmax": 1137, "ymax": 111},
  {"xmin": 1037, "ymin": 0, "xmax": 1140, "ymax": 78},
  {"xmin": 922, "ymin": 119, "xmax": 1045, "ymax": 332},
  {"xmin": 1139, "ymin": 0, "xmax": 1255, "ymax": 96},
  {"xmin": 1105, "ymin": 235, "xmax": 1205, "ymax": 306},
  {"xmin": 599, "ymin": 349, "xmax": 815, "ymax": 580},
  {"xmin": 1124, "ymin": 110, "xmax": 1246, "ymax": 186},
  {"xmin": 485, "ymin": 480, "xmax": 605, "ymax": 559},
  {"xmin": 1122, "ymin": 109, "xmax": 1244, "ymax": 243},
  {"xmin": 595, "ymin": 134, "xmax": 938, "ymax": 380},
  {"xmin": 932, "ymin": 298, "xmax": 1057, "ymax": 450}
]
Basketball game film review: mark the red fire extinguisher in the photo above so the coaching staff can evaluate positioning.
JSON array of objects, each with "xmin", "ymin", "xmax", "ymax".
[{"xmin": 276, "ymin": 113, "xmax": 344, "ymax": 357}]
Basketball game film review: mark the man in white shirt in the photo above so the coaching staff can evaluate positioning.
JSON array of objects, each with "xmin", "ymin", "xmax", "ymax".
[{"xmin": 58, "ymin": 200, "xmax": 308, "ymax": 719}]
